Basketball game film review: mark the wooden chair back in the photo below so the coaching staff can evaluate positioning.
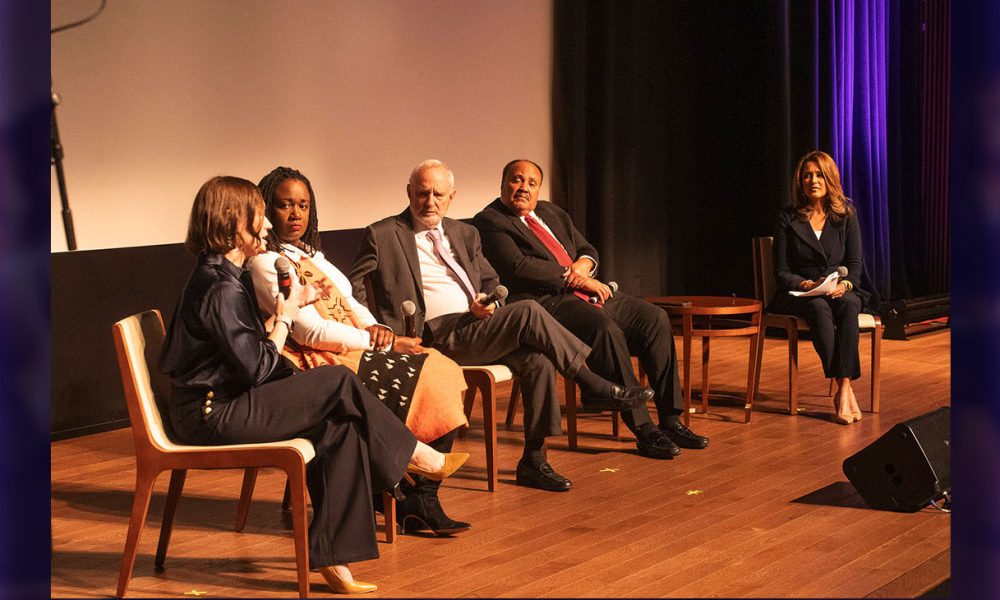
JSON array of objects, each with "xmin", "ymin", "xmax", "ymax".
[
  {"xmin": 114, "ymin": 309, "xmax": 181, "ymax": 454},
  {"xmin": 751, "ymin": 236, "xmax": 777, "ymax": 310}
]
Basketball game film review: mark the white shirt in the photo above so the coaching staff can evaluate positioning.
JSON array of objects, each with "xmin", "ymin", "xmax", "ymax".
[
  {"xmin": 249, "ymin": 246, "xmax": 379, "ymax": 353},
  {"xmin": 413, "ymin": 224, "xmax": 474, "ymax": 322}
]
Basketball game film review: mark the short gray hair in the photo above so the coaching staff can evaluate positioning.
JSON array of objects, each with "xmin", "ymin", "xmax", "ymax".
[{"xmin": 409, "ymin": 159, "xmax": 455, "ymax": 188}]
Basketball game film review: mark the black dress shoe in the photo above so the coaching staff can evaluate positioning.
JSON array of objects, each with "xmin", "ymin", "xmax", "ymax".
[
  {"xmin": 636, "ymin": 429, "xmax": 681, "ymax": 459},
  {"xmin": 397, "ymin": 493, "xmax": 471, "ymax": 536},
  {"xmin": 579, "ymin": 384, "xmax": 654, "ymax": 412},
  {"xmin": 661, "ymin": 420, "xmax": 709, "ymax": 449},
  {"xmin": 515, "ymin": 460, "xmax": 572, "ymax": 492}
]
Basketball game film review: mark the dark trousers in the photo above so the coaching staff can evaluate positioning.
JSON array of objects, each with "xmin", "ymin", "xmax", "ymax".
[
  {"xmin": 548, "ymin": 293, "xmax": 683, "ymax": 431},
  {"xmin": 172, "ymin": 366, "xmax": 416, "ymax": 568},
  {"xmin": 775, "ymin": 292, "xmax": 862, "ymax": 379},
  {"xmin": 431, "ymin": 300, "xmax": 590, "ymax": 442}
]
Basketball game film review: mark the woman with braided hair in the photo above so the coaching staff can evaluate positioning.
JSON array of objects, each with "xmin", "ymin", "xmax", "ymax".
[{"xmin": 249, "ymin": 166, "xmax": 473, "ymax": 536}]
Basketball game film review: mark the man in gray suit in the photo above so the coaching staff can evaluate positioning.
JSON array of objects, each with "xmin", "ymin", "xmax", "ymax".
[{"xmin": 350, "ymin": 159, "xmax": 652, "ymax": 494}]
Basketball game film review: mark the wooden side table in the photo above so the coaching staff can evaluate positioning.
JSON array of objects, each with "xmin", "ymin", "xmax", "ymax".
[{"xmin": 644, "ymin": 296, "xmax": 763, "ymax": 424}]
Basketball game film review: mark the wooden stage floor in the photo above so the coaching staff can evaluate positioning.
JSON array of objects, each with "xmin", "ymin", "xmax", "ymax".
[{"xmin": 52, "ymin": 329, "xmax": 951, "ymax": 598}]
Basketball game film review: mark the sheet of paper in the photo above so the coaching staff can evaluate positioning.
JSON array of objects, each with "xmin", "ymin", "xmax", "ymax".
[{"xmin": 788, "ymin": 271, "xmax": 840, "ymax": 297}]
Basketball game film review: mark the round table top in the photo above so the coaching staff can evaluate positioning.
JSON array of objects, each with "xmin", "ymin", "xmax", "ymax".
[{"xmin": 644, "ymin": 295, "xmax": 762, "ymax": 315}]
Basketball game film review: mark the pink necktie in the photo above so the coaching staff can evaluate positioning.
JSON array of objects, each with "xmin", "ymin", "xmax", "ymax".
[
  {"xmin": 427, "ymin": 228, "xmax": 477, "ymax": 303},
  {"xmin": 523, "ymin": 214, "xmax": 596, "ymax": 306}
]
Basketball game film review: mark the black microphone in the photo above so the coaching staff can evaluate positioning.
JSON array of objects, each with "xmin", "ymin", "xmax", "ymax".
[
  {"xmin": 589, "ymin": 281, "xmax": 618, "ymax": 304},
  {"xmin": 401, "ymin": 300, "xmax": 417, "ymax": 337},
  {"xmin": 275, "ymin": 256, "xmax": 292, "ymax": 299},
  {"xmin": 479, "ymin": 285, "xmax": 508, "ymax": 307}
]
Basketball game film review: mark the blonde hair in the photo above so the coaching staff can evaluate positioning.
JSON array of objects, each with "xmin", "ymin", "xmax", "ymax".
[
  {"xmin": 184, "ymin": 176, "xmax": 264, "ymax": 255},
  {"xmin": 791, "ymin": 150, "xmax": 853, "ymax": 223}
]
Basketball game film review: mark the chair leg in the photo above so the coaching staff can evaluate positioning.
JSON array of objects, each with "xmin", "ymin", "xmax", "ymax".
[
  {"xmin": 787, "ymin": 327, "xmax": 799, "ymax": 415},
  {"xmin": 504, "ymin": 379, "xmax": 520, "ymax": 427},
  {"xmin": 701, "ymin": 336, "xmax": 711, "ymax": 414},
  {"xmin": 744, "ymin": 328, "xmax": 761, "ymax": 424},
  {"xmin": 682, "ymin": 317, "xmax": 693, "ymax": 426},
  {"xmin": 234, "ymin": 467, "xmax": 258, "ymax": 532},
  {"xmin": 459, "ymin": 385, "xmax": 477, "ymax": 440},
  {"xmin": 116, "ymin": 466, "xmax": 160, "ymax": 598},
  {"xmin": 481, "ymin": 380, "xmax": 498, "ymax": 492},
  {"xmin": 282, "ymin": 479, "xmax": 292, "ymax": 511},
  {"xmin": 382, "ymin": 491, "xmax": 396, "ymax": 543},
  {"xmin": 565, "ymin": 377, "xmax": 578, "ymax": 450},
  {"xmin": 871, "ymin": 325, "xmax": 883, "ymax": 412},
  {"xmin": 284, "ymin": 465, "xmax": 310, "ymax": 598},
  {"xmin": 753, "ymin": 324, "xmax": 765, "ymax": 402},
  {"xmin": 154, "ymin": 469, "xmax": 187, "ymax": 570}
]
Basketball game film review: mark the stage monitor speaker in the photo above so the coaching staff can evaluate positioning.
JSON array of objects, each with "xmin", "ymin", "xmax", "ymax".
[{"xmin": 842, "ymin": 406, "xmax": 950, "ymax": 512}]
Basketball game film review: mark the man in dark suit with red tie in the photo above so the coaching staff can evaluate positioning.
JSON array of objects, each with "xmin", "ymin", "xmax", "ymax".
[
  {"xmin": 349, "ymin": 159, "xmax": 654, "ymax": 493},
  {"xmin": 472, "ymin": 159, "xmax": 709, "ymax": 459}
]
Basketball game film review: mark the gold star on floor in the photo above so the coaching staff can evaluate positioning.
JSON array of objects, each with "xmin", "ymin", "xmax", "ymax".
[
  {"xmin": 599, "ymin": 467, "xmax": 620, "ymax": 473},
  {"xmin": 183, "ymin": 591, "xmax": 208, "ymax": 597},
  {"xmin": 685, "ymin": 489, "xmax": 704, "ymax": 496}
]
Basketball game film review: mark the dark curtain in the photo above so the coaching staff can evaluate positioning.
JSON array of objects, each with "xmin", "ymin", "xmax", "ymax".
[{"xmin": 552, "ymin": 0, "xmax": 949, "ymax": 303}]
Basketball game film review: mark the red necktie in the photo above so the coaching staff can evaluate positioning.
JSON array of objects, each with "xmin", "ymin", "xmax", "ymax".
[{"xmin": 523, "ymin": 214, "xmax": 595, "ymax": 305}]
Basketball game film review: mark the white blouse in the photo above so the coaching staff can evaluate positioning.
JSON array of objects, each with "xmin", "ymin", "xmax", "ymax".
[{"xmin": 250, "ymin": 245, "xmax": 380, "ymax": 353}]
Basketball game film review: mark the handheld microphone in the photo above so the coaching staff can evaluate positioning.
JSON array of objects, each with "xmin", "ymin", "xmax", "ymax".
[
  {"xmin": 836, "ymin": 266, "xmax": 848, "ymax": 279},
  {"xmin": 479, "ymin": 285, "xmax": 508, "ymax": 307},
  {"xmin": 275, "ymin": 256, "xmax": 292, "ymax": 299},
  {"xmin": 401, "ymin": 300, "xmax": 417, "ymax": 337},
  {"xmin": 589, "ymin": 281, "xmax": 618, "ymax": 304}
]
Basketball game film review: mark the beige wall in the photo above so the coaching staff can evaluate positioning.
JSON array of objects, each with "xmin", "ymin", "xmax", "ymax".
[{"xmin": 50, "ymin": 0, "xmax": 552, "ymax": 251}]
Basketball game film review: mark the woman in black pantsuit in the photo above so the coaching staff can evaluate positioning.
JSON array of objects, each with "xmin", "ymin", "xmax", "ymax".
[
  {"xmin": 159, "ymin": 176, "xmax": 467, "ymax": 593},
  {"xmin": 771, "ymin": 151, "xmax": 872, "ymax": 426}
]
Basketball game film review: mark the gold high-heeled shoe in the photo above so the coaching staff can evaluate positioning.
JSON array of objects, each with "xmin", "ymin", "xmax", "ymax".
[
  {"xmin": 832, "ymin": 398, "xmax": 854, "ymax": 425},
  {"xmin": 833, "ymin": 413, "xmax": 853, "ymax": 425},
  {"xmin": 318, "ymin": 566, "xmax": 377, "ymax": 594},
  {"xmin": 852, "ymin": 411, "xmax": 863, "ymax": 422},
  {"xmin": 406, "ymin": 452, "xmax": 469, "ymax": 481}
]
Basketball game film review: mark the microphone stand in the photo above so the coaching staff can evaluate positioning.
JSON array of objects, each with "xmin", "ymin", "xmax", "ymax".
[
  {"xmin": 51, "ymin": 87, "xmax": 78, "ymax": 250},
  {"xmin": 51, "ymin": 0, "xmax": 108, "ymax": 251}
]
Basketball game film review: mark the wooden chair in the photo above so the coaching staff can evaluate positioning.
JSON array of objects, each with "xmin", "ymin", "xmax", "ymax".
[
  {"xmin": 113, "ymin": 310, "xmax": 314, "ymax": 597},
  {"xmin": 751, "ymin": 237, "xmax": 883, "ymax": 415},
  {"xmin": 361, "ymin": 274, "xmax": 512, "ymax": 493},
  {"xmin": 458, "ymin": 364, "xmax": 514, "ymax": 491}
]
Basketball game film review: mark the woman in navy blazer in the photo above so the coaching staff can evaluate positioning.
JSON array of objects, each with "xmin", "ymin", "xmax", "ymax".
[{"xmin": 771, "ymin": 151, "xmax": 870, "ymax": 425}]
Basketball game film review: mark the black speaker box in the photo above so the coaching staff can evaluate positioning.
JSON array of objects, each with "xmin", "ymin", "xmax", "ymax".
[{"xmin": 842, "ymin": 406, "xmax": 951, "ymax": 512}]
